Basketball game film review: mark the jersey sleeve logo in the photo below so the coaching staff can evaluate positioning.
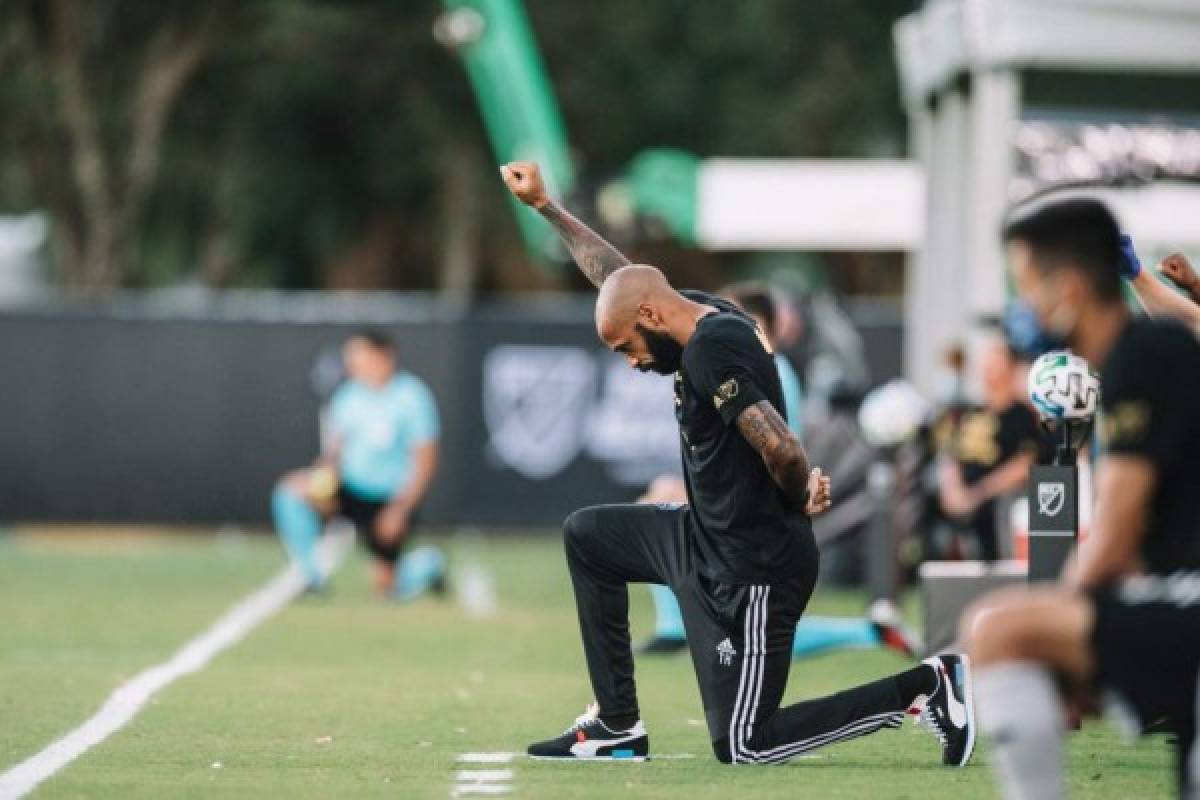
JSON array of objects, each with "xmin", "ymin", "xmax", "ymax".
[
  {"xmin": 712, "ymin": 378, "xmax": 739, "ymax": 410},
  {"xmin": 1099, "ymin": 401, "xmax": 1149, "ymax": 448}
]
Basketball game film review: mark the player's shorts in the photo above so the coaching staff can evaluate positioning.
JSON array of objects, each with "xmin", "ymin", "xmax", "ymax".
[
  {"xmin": 1089, "ymin": 572, "xmax": 1200, "ymax": 793},
  {"xmin": 335, "ymin": 485, "xmax": 415, "ymax": 564}
]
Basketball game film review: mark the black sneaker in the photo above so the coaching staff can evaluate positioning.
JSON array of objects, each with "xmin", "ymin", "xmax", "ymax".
[
  {"xmin": 915, "ymin": 654, "xmax": 976, "ymax": 767},
  {"xmin": 527, "ymin": 706, "xmax": 649, "ymax": 761},
  {"xmin": 635, "ymin": 635, "xmax": 688, "ymax": 656}
]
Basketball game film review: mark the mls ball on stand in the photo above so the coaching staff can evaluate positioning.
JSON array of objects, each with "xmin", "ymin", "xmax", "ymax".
[{"xmin": 1027, "ymin": 351, "xmax": 1100, "ymax": 422}]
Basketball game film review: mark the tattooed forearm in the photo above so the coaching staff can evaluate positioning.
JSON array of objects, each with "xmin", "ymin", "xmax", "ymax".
[
  {"xmin": 736, "ymin": 400, "xmax": 811, "ymax": 507},
  {"xmin": 539, "ymin": 201, "xmax": 631, "ymax": 288}
]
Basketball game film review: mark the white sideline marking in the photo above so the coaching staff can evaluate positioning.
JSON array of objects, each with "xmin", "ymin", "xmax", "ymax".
[
  {"xmin": 451, "ymin": 760, "xmax": 514, "ymax": 797},
  {"xmin": 0, "ymin": 529, "xmax": 352, "ymax": 800},
  {"xmin": 454, "ymin": 769, "xmax": 513, "ymax": 782},
  {"xmin": 458, "ymin": 753, "xmax": 515, "ymax": 764}
]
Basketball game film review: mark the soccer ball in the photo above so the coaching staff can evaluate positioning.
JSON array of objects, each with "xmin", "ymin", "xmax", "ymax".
[{"xmin": 1027, "ymin": 351, "xmax": 1100, "ymax": 421}]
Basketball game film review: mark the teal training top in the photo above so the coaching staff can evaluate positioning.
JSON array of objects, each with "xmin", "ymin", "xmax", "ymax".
[{"xmin": 330, "ymin": 372, "xmax": 440, "ymax": 501}]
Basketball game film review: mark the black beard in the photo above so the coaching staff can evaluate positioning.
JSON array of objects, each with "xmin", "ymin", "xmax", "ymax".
[{"xmin": 636, "ymin": 324, "xmax": 684, "ymax": 375}]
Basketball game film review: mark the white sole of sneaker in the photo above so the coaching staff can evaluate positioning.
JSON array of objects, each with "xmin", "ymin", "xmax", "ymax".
[{"xmin": 956, "ymin": 654, "xmax": 977, "ymax": 767}]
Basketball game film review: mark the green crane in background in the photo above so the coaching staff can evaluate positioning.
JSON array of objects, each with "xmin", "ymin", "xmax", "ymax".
[
  {"xmin": 436, "ymin": 0, "xmax": 575, "ymax": 268},
  {"xmin": 434, "ymin": 0, "xmax": 912, "ymax": 266}
]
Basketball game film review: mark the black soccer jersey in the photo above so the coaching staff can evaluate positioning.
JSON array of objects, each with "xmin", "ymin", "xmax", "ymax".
[
  {"xmin": 1099, "ymin": 318, "xmax": 1200, "ymax": 574},
  {"xmin": 674, "ymin": 290, "xmax": 814, "ymax": 584},
  {"xmin": 942, "ymin": 400, "xmax": 1050, "ymax": 561},
  {"xmin": 949, "ymin": 402, "xmax": 1048, "ymax": 486}
]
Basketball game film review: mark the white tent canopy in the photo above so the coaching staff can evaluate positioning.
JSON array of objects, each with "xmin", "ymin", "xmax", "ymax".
[{"xmin": 694, "ymin": 160, "xmax": 925, "ymax": 252}]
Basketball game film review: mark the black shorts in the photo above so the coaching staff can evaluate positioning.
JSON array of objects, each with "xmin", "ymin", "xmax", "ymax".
[
  {"xmin": 1090, "ymin": 573, "xmax": 1200, "ymax": 792},
  {"xmin": 335, "ymin": 485, "xmax": 411, "ymax": 564}
]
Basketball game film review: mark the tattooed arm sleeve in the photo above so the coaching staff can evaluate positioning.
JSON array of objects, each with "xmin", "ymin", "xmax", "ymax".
[
  {"xmin": 735, "ymin": 400, "xmax": 811, "ymax": 508},
  {"xmin": 538, "ymin": 201, "xmax": 632, "ymax": 289}
]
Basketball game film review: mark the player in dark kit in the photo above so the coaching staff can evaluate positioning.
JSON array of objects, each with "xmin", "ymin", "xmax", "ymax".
[
  {"xmin": 501, "ymin": 161, "xmax": 975, "ymax": 766},
  {"xmin": 939, "ymin": 331, "xmax": 1051, "ymax": 561},
  {"xmin": 963, "ymin": 198, "xmax": 1200, "ymax": 799}
]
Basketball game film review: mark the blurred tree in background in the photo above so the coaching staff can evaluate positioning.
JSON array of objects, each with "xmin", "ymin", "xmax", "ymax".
[
  {"xmin": 0, "ymin": 0, "xmax": 916, "ymax": 293},
  {"xmin": 0, "ymin": 0, "xmax": 238, "ymax": 290}
]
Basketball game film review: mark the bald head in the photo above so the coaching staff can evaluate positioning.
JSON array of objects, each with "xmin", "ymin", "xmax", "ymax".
[
  {"xmin": 595, "ymin": 265, "xmax": 674, "ymax": 340},
  {"xmin": 593, "ymin": 264, "xmax": 706, "ymax": 375}
]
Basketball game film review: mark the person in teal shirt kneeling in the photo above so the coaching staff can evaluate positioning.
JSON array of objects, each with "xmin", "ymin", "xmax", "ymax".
[{"xmin": 272, "ymin": 330, "xmax": 445, "ymax": 600}]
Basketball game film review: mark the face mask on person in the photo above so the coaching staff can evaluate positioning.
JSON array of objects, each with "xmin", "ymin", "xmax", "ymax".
[
  {"xmin": 635, "ymin": 324, "xmax": 684, "ymax": 375},
  {"xmin": 1004, "ymin": 300, "xmax": 1069, "ymax": 356}
]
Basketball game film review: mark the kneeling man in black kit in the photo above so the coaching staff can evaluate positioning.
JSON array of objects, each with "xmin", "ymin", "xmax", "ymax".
[{"xmin": 501, "ymin": 161, "xmax": 974, "ymax": 767}]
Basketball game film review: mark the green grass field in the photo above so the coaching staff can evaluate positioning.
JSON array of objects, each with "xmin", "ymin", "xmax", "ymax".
[{"xmin": 0, "ymin": 527, "xmax": 1174, "ymax": 799}]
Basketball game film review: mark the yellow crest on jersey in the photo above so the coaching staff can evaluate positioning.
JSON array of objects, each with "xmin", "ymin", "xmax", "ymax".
[
  {"xmin": 713, "ymin": 378, "xmax": 739, "ymax": 410},
  {"xmin": 1099, "ymin": 402, "xmax": 1149, "ymax": 448}
]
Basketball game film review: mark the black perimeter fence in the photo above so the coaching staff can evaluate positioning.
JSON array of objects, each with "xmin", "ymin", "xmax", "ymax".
[{"xmin": 0, "ymin": 291, "xmax": 902, "ymax": 528}]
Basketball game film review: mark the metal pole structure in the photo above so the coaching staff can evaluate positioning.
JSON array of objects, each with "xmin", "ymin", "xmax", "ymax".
[
  {"xmin": 865, "ymin": 458, "xmax": 898, "ymax": 601},
  {"xmin": 962, "ymin": 69, "xmax": 1020, "ymax": 376}
]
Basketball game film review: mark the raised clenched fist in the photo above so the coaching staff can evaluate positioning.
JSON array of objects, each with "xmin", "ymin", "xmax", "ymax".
[
  {"xmin": 1159, "ymin": 253, "xmax": 1199, "ymax": 295},
  {"xmin": 500, "ymin": 161, "xmax": 549, "ymax": 209}
]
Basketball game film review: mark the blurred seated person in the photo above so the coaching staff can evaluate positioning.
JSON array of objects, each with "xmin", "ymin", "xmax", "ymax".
[
  {"xmin": 938, "ymin": 331, "xmax": 1049, "ymax": 561},
  {"xmin": 272, "ymin": 330, "xmax": 445, "ymax": 600},
  {"xmin": 899, "ymin": 343, "xmax": 971, "ymax": 571},
  {"xmin": 637, "ymin": 287, "xmax": 919, "ymax": 659}
]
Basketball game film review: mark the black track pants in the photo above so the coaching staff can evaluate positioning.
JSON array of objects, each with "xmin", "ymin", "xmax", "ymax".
[{"xmin": 563, "ymin": 503, "xmax": 915, "ymax": 764}]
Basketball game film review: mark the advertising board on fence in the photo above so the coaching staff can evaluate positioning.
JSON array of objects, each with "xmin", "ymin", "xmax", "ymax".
[{"xmin": 0, "ymin": 293, "xmax": 899, "ymax": 527}]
